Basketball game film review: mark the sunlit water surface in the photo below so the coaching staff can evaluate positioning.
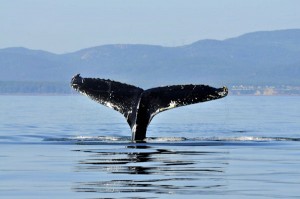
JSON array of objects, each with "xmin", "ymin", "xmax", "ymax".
[{"xmin": 1, "ymin": 95, "xmax": 300, "ymax": 199}]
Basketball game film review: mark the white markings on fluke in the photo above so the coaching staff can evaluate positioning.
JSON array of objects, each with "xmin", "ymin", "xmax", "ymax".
[{"xmin": 71, "ymin": 74, "xmax": 228, "ymax": 141}]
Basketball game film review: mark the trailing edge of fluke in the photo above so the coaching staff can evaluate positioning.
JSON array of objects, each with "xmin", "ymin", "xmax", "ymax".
[{"xmin": 71, "ymin": 74, "xmax": 228, "ymax": 141}]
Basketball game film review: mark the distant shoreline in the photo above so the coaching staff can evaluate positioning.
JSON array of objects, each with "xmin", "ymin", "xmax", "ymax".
[
  {"xmin": 1, "ymin": 87, "xmax": 300, "ymax": 96},
  {"xmin": 1, "ymin": 81, "xmax": 300, "ymax": 96}
]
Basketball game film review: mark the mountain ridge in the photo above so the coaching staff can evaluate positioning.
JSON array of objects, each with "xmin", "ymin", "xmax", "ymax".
[{"xmin": 1, "ymin": 29, "xmax": 300, "ymax": 88}]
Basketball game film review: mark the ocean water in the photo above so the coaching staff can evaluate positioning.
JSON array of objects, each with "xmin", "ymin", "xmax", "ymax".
[{"xmin": 0, "ymin": 95, "xmax": 300, "ymax": 199}]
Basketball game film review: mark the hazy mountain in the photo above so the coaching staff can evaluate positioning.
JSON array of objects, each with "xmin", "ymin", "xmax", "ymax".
[{"xmin": 1, "ymin": 29, "xmax": 300, "ymax": 89}]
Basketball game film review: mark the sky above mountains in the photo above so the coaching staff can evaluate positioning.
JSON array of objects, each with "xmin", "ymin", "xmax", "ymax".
[{"xmin": 1, "ymin": 0, "xmax": 300, "ymax": 53}]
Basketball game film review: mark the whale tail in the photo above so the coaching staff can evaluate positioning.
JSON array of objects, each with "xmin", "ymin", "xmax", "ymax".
[{"xmin": 71, "ymin": 74, "xmax": 228, "ymax": 141}]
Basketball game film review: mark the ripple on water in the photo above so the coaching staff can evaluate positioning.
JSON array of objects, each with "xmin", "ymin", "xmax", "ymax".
[{"xmin": 72, "ymin": 145, "xmax": 228, "ymax": 196}]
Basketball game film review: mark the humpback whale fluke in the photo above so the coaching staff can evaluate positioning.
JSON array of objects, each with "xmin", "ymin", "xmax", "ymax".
[{"xmin": 71, "ymin": 74, "xmax": 228, "ymax": 141}]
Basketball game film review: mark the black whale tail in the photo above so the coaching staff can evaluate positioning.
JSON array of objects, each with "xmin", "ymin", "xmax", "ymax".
[{"xmin": 71, "ymin": 74, "xmax": 228, "ymax": 141}]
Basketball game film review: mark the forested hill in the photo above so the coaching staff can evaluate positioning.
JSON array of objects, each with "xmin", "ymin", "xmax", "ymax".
[{"xmin": 1, "ymin": 29, "xmax": 300, "ymax": 94}]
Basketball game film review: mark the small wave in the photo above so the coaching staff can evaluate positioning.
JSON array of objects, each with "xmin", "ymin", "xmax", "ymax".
[
  {"xmin": 146, "ymin": 137, "xmax": 187, "ymax": 142},
  {"xmin": 190, "ymin": 136, "xmax": 300, "ymax": 142},
  {"xmin": 44, "ymin": 136, "xmax": 187, "ymax": 142},
  {"xmin": 44, "ymin": 136, "xmax": 131, "ymax": 142},
  {"xmin": 43, "ymin": 136, "xmax": 300, "ymax": 143}
]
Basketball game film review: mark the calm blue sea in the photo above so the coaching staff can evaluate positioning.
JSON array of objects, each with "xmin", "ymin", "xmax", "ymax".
[{"xmin": 1, "ymin": 95, "xmax": 300, "ymax": 199}]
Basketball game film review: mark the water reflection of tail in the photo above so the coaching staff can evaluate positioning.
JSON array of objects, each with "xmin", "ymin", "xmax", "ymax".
[{"xmin": 72, "ymin": 145, "xmax": 228, "ymax": 196}]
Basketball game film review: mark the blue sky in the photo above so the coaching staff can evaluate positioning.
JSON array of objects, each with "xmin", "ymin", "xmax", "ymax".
[{"xmin": 1, "ymin": 0, "xmax": 300, "ymax": 53}]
